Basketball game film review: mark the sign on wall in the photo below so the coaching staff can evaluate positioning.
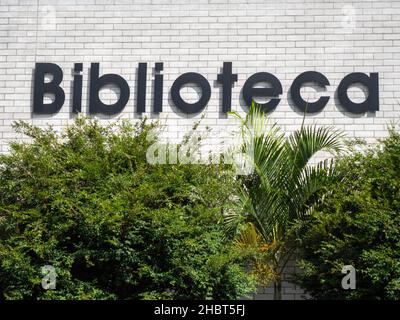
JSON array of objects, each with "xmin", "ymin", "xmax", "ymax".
[{"xmin": 33, "ymin": 62, "xmax": 379, "ymax": 116}]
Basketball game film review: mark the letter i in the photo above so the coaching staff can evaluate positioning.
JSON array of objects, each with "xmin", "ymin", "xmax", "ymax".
[
  {"xmin": 153, "ymin": 62, "xmax": 163, "ymax": 113},
  {"xmin": 72, "ymin": 63, "xmax": 83, "ymax": 114}
]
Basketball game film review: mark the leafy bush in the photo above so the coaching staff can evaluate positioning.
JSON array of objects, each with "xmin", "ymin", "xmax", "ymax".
[
  {"xmin": 295, "ymin": 128, "xmax": 400, "ymax": 300},
  {"xmin": 0, "ymin": 117, "xmax": 255, "ymax": 300}
]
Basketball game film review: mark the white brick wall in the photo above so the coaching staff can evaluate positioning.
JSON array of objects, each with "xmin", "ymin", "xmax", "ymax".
[
  {"xmin": 1, "ymin": 0, "xmax": 400, "ymax": 299},
  {"xmin": 246, "ymin": 256, "xmax": 309, "ymax": 300},
  {"xmin": 1, "ymin": 0, "xmax": 400, "ymax": 154}
]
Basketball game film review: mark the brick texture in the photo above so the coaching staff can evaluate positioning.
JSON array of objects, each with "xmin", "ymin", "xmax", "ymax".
[{"xmin": 1, "ymin": 0, "xmax": 400, "ymax": 299}]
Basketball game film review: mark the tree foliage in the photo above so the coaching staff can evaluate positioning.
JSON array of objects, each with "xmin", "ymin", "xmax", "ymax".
[
  {"xmin": 295, "ymin": 128, "xmax": 400, "ymax": 300},
  {"xmin": 0, "ymin": 117, "xmax": 255, "ymax": 300}
]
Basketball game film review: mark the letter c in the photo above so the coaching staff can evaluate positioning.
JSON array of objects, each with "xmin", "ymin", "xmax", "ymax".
[{"xmin": 290, "ymin": 71, "xmax": 330, "ymax": 113}]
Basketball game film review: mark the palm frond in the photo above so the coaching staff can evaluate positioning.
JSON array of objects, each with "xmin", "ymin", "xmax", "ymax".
[
  {"xmin": 286, "ymin": 125, "xmax": 344, "ymax": 172},
  {"xmin": 289, "ymin": 158, "xmax": 337, "ymax": 220},
  {"xmin": 234, "ymin": 222, "xmax": 263, "ymax": 249},
  {"xmin": 225, "ymin": 103, "xmax": 345, "ymax": 270}
]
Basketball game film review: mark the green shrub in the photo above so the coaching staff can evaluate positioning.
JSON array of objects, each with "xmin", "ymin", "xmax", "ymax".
[
  {"xmin": 295, "ymin": 128, "xmax": 400, "ymax": 299},
  {"xmin": 0, "ymin": 117, "xmax": 255, "ymax": 300}
]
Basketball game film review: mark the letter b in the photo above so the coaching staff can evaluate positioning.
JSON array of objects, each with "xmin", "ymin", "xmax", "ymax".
[
  {"xmin": 89, "ymin": 63, "xmax": 130, "ymax": 115},
  {"xmin": 33, "ymin": 63, "xmax": 65, "ymax": 114}
]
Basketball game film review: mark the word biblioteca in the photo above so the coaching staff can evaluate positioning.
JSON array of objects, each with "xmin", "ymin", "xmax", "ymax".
[{"xmin": 33, "ymin": 62, "xmax": 379, "ymax": 116}]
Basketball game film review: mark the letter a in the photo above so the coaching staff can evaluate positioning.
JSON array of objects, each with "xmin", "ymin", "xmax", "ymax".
[{"xmin": 341, "ymin": 265, "xmax": 356, "ymax": 290}]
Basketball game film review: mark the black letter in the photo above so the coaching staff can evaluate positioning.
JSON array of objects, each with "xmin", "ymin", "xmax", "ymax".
[
  {"xmin": 242, "ymin": 72, "xmax": 282, "ymax": 112},
  {"xmin": 337, "ymin": 72, "xmax": 379, "ymax": 113},
  {"xmin": 137, "ymin": 63, "xmax": 147, "ymax": 114},
  {"xmin": 72, "ymin": 63, "xmax": 83, "ymax": 114},
  {"xmin": 89, "ymin": 63, "xmax": 130, "ymax": 115},
  {"xmin": 33, "ymin": 63, "xmax": 65, "ymax": 114},
  {"xmin": 217, "ymin": 62, "xmax": 238, "ymax": 113},
  {"xmin": 153, "ymin": 62, "xmax": 163, "ymax": 113},
  {"xmin": 290, "ymin": 71, "xmax": 330, "ymax": 113},
  {"xmin": 171, "ymin": 72, "xmax": 211, "ymax": 114}
]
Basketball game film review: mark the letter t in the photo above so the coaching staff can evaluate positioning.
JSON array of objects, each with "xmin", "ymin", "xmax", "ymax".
[{"xmin": 217, "ymin": 62, "xmax": 238, "ymax": 113}]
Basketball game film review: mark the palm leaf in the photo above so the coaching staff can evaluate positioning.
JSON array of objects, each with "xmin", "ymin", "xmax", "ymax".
[{"xmin": 225, "ymin": 103, "xmax": 345, "ymax": 291}]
